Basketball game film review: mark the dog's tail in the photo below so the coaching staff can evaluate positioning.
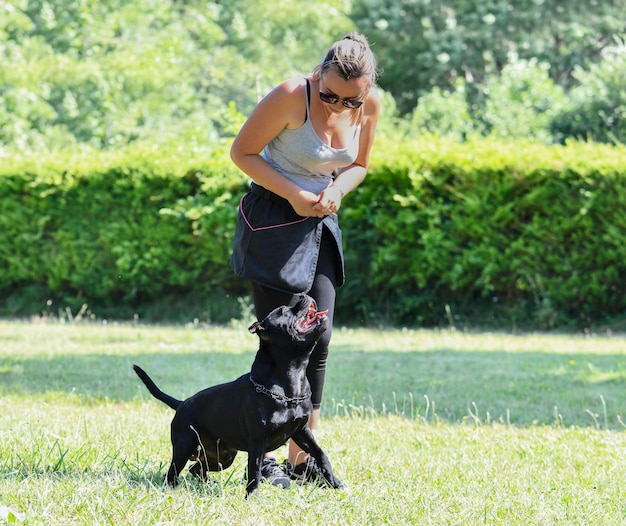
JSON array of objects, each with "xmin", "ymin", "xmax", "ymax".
[{"xmin": 133, "ymin": 365, "xmax": 182, "ymax": 410}]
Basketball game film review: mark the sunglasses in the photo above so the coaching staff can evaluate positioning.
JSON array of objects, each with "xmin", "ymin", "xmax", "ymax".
[{"xmin": 319, "ymin": 90, "xmax": 364, "ymax": 109}]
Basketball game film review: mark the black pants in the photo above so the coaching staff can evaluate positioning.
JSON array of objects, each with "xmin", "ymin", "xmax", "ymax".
[{"xmin": 251, "ymin": 231, "xmax": 338, "ymax": 410}]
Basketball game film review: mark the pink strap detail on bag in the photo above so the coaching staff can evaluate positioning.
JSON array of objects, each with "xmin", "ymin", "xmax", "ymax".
[{"xmin": 239, "ymin": 194, "xmax": 310, "ymax": 232}]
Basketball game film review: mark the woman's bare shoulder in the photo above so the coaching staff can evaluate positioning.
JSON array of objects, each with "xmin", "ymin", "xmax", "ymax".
[
  {"xmin": 365, "ymin": 86, "xmax": 381, "ymax": 110},
  {"xmin": 268, "ymin": 76, "xmax": 307, "ymax": 101},
  {"xmin": 262, "ymin": 76, "xmax": 308, "ymax": 127}
]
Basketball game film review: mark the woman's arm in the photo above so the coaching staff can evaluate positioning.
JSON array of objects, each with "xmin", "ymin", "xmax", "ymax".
[
  {"xmin": 230, "ymin": 78, "xmax": 326, "ymax": 217},
  {"xmin": 313, "ymin": 87, "xmax": 381, "ymax": 214}
]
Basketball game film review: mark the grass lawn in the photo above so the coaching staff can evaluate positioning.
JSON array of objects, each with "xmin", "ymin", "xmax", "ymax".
[{"xmin": 1, "ymin": 320, "xmax": 625, "ymax": 525}]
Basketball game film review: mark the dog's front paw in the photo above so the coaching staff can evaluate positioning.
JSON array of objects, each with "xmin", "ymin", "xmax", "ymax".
[
  {"xmin": 245, "ymin": 478, "xmax": 261, "ymax": 499},
  {"xmin": 326, "ymin": 474, "xmax": 345, "ymax": 490},
  {"xmin": 245, "ymin": 487, "xmax": 260, "ymax": 499}
]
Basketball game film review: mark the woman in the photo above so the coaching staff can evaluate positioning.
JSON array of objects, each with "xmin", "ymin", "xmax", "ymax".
[{"xmin": 230, "ymin": 32, "xmax": 380, "ymax": 487}]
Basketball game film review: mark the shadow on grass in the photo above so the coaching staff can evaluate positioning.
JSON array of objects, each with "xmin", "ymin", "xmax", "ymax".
[
  {"xmin": 0, "ymin": 461, "xmax": 239, "ymax": 497},
  {"xmin": 2, "ymin": 344, "xmax": 625, "ymax": 429}
]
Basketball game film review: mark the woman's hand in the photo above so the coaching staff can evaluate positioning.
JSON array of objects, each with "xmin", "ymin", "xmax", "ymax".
[
  {"xmin": 312, "ymin": 185, "xmax": 344, "ymax": 216},
  {"xmin": 288, "ymin": 187, "xmax": 341, "ymax": 217}
]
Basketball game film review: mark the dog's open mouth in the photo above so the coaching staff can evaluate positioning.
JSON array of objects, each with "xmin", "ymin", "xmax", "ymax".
[{"xmin": 297, "ymin": 301, "xmax": 328, "ymax": 332}]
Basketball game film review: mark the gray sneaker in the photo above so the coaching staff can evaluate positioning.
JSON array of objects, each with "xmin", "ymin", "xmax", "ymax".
[
  {"xmin": 259, "ymin": 458, "xmax": 291, "ymax": 488},
  {"xmin": 288, "ymin": 456, "xmax": 342, "ymax": 488}
]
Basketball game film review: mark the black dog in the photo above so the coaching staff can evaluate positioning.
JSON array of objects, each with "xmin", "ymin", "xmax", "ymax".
[{"xmin": 133, "ymin": 295, "xmax": 343, "ymax": 497}]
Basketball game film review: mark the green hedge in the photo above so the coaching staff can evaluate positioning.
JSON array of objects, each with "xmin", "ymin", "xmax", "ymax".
[
  {"xmin": 345, "ymin": 137, "xmax": 626, "ymax": 328},
  {"xmin": 0, "ymin": 145, "xmax": 249, "ymax": 321},
  {"xmin": 1, "ymin": 138, "xmax": 625, "ymax": 329}
]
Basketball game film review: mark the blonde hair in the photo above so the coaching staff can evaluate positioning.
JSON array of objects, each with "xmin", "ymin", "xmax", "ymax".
[
  {"xmin": 310, "ymin": 33, "xmax": 378, "ymax": 124},
  {"xmin": 311, "ymin": 32, "xmax": 379, "ymax": 91}
]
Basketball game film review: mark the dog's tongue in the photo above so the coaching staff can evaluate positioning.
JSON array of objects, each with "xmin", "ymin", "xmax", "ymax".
[
  {"xmin": 299, "ymin": 305, "xmax": 327, "ymax": 330},
  {"xmin": 307, "ymin": 301, "xmax": 327, "ymax": 319},
  {"xmin": 309, "ymin": 301, "xmax": 327, "ymax": 322}
]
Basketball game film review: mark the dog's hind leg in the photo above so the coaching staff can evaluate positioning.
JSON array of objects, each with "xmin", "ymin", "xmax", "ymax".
[
  {"xmin": 188, "ymin": 443, "xmax": 237, "ymax": 480},
  {"xmin": 166, "ymin": 435, "xmax": 197, "ymax": 486},
  {"xmin": 188, "ymin": 459, "xmax": 210, "ymax": 480}
]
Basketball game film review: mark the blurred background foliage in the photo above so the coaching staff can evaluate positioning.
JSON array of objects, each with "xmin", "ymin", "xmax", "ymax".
[
  {"xmin": 2, "ymin": 0, "xmax": 626, "ymax": 329},
  {"xmin": 1, "ymin": 0, "xmax": 625, "ymax": 153}
]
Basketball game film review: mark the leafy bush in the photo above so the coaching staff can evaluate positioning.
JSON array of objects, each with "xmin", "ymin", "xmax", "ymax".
[
  {"xmin": 0, "ymin": 144, "xmax": 249, "ymax": 320},
  {"xmin": 1, "ymin": 137, "xmax": 625, "ymax": 329},
  {"xmin": 339, "ymin": 136, "xmax": 626, "ymax": 328}
]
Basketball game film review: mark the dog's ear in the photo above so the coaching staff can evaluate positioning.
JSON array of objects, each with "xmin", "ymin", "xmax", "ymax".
[{"xmin": 248, "ymin": 321, "xmax": 265, "ymax": 334}]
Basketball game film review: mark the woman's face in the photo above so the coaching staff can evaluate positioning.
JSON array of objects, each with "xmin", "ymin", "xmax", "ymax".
[{"xmin": 319, "ymin": 69, "xmax": 369, "ymax": 113}]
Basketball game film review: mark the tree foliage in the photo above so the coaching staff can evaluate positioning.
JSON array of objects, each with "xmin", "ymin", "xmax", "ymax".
[
  {"xmin": 550, "ymin": 38, "xmax": 626, "ymax": 144},
  {"xmin": 0, "ymin": 0, "xmax": 353, "ymax": 150},
  {"xmin": 351, "ymin": 0, "xmax": 624, "ymax": 114},
  {"xmin": 1, "ymin": 0, "xmax": 626, "ymax": 151}
]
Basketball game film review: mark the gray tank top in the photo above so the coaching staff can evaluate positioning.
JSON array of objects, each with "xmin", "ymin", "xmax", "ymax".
[{"xmin": 262, "ymin": 79, "xmax": 361, "ymax": 194}]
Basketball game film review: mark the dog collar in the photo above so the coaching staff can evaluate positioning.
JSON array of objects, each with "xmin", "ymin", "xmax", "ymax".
[{"xmin": 249, "ymin": 376, "xmax": 311, "ymax": 405}]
